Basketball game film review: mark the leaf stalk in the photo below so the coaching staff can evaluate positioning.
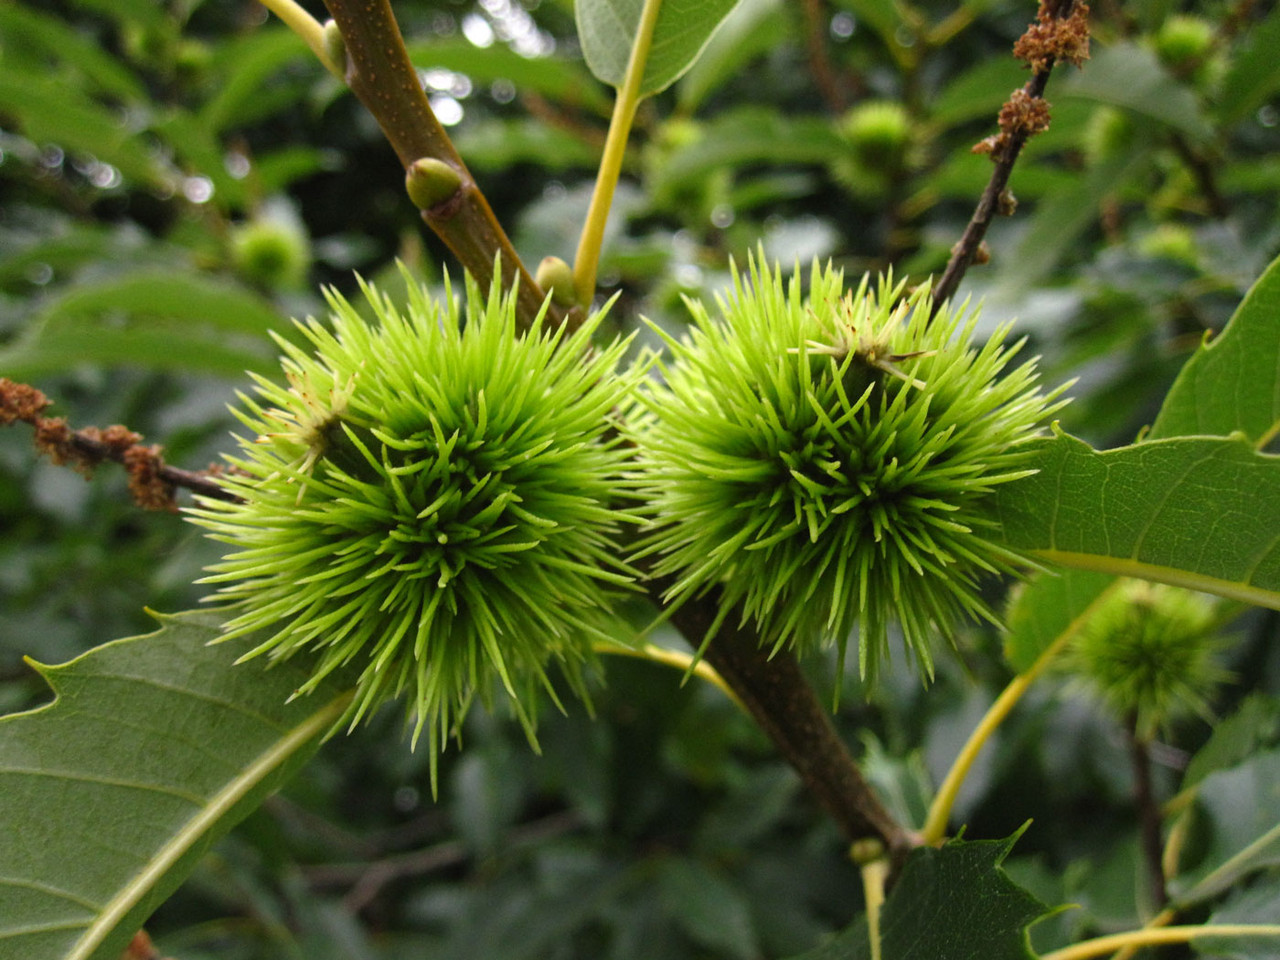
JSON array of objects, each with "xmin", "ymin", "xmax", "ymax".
[
  {"xmin": 921, "ymin": 581, "xmax": 1119, "ymax": 844},
  {"xmin": 1040, "ymin": 924, "xmax": 1280, "ymax": 960},
  {"xmin": 572, "ymin": 0, "xmax": 664, "ymax": 306},
  {"xmin": 257, "ymin": 0, "xmax": 342, "ymax": 76}
]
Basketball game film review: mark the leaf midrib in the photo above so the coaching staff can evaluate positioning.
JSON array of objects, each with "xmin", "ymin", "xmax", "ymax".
[{"xmin": 66, "ymin": 690, "xmax": 352, "ymax": 960}]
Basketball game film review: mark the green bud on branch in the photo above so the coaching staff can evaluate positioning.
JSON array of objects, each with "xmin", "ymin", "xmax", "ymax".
[
  {"xmin": 321, "ymin": 19, "xmax": 347, "ymax": 77},
  {"xmin": 536, "ymin": 256, "xmax": 578, "ymax": 308},
  {"xmin": 405, "ymin": 157, "xmax": 464, "ymax": 212}
]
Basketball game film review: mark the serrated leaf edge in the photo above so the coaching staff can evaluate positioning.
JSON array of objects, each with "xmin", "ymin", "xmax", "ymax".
[
  {"xmin": 7, "ymin": 615, "xmax": 359, "ymax": 960},
  {"xmin": 62, "ymin": 689, "xmax": 351, "ymax": 959}
]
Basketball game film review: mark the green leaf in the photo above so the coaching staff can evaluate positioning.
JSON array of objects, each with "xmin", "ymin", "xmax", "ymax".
[
  {"xmin": 0, "ymin": 611, "xmax": 354, "ymax": 960},
  {"xmin": 1057, "ymin": 42, "xmax": 1215, "ymax": 143},
  {"xmin": 150, "ymin": 111, "xmax": 247, "ymax": 212},
  {"xmin": 407, "ymin": 37, "xmax": 611, "ymax": 113},
  {"xmin": 786, "ymin": 830, "xmax": 1052, "ymax": 960},
  {"xmin": 995, "ymin": 145, "xmax": 1151, "ymax": 289},
  {"xmin": 676, "ymin": 0, "xmax": 785, "ymax": 113},
  {"xmin": 658, "ymin": 857, "xmax": 757, "ymax": 960},
  {"xmin": 991, "ymin": 432, "xmax": 1280, "ymax": 610},
  {"xmin": 200, "ymin": 28, "xmax": 312, "ymax": 134},
  {"xmin": 1170, "ymin": 748, "xmax": 1280, "ymax": 906},
  {"xmin": 828, "ymin": 0, "xmax": 900, "ymax": 51},
  {"xmin": 576, "ymin": 0, "xmax": 742, "ymax": 96},
  {"xmin": 651, "ymin": 108, "xmax": 845, "ymax": 203},
  {"xmin": 0, "ymin": 5, "xmax": 146, "ymax": 104},
  {"xmin": 998, "ymin": 251, "xmax": 1280, "ymax": 670},
  {"xmin": 0, "ymin": 270, "xmax": 284, "ymax": 378},
  {"xmin": 453, "ymin": 119, "xmax": 602, "ymax": 173},
  {"xmin": 930, "ymin": 58, "xmax": 1028, "ymax": 128},
  {"xmin": 1003, "ymin": 570, "xmax": 1116, "ymax": 673},
  {"xmin": 0, "ymin": 70, "xmax": 169, "ymax": 188},
  {"xmin": 65, "ymin": 0, "xmax": 165, "ymax": 30},
  {"xmin": 1217, "ymin": 6, "xmax": 1280, "ymax": 126},
  {"xmin": 254, "ymin": 147, "xmax": 339, "ymax": 194},
  {"xmin": 1150, "ymin": 252, "xmax": 1280, "ymax": 447},
  {"xmin": 1182, "ymin": 694, "xmax": 1280, "ymax": 792},
  {"xmin": 1196, "ymin": 874, "xmax": 1280, "ymax": 958},
  {"xmin": 0, "ymin": 223, "xmax": 139, "ymax": 289}
]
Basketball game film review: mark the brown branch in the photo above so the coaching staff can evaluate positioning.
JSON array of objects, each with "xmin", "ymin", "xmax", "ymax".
[
  {"xmin": 1128, "ymin": 713, "xmax": 1169, "ymax": 910},
  {"xmin": 320, "ymin": 0, "xmax": 582, "ymax": 332},
  {"xmin": 302, "ymin": 810, "xmax": 582, "ymax": 913},
  {"xmin": 801, "ymin": 0, "xmax": 849, "ymax": 113},
  {"xmin": 931, "ymin": 0, "xmax": 1090, "ymax": 310},
  {"xmin": 658, "ymin": 573, "xmax": 915, "ymax": 858},
  {"xmin": 1, "ymin": 378, "xmax": 235, "ymax": 510},
  {"xmin": 1170, "ymin": 133, "xmax": 1229, "ymax": 217}
]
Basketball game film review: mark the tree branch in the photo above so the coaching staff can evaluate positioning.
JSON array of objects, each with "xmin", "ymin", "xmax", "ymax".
[
  {"xmin": 319, "ymin": 0, "xmax": 581, "ymax": 332},
  {"xmin": 1, "ymin": 378, "xmax": 234, "ymax": 510},
  {"xmin": 801, "ymin": 0, "xmax": 850, "ymax": 114},
  {"xmin": 1127, "ymin": 713, "xmax": 1169, "ymax": 910},
  {"xmin": 932, "ymin": 0, "xmax": 1091, "ymax": 309},
  {"xmin": 660, "ymin": 573, "xmax": 915, "ymax": 857}
]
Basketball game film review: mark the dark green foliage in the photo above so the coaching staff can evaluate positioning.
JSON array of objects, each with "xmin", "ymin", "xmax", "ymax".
[{"xmin": 2, "ymin": 0, "xmax": 1280, "ymax": 956}]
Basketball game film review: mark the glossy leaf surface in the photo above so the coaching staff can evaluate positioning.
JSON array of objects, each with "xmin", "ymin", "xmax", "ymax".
[
  {"xmin": 1151, "ymin": 251, "xmax": 1280, "ymax": 446},
  {"xmin": 576, "ymin": 0, "xmax": 741, "ymax": 96}
]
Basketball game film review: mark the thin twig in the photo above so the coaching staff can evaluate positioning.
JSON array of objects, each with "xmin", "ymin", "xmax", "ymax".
[
  {"xmin": 1, "ymin": 378, "xmax": 235, "ymax": 509},
  {"xmin": 1127, "ymin": 712, "xmax": 1169, "ymax": 910},
  {"xmin": 300, "ymin": 810, "xmax": 583, "ymax": 913},
  {"xmin": 801, "ymin": 0, "xmax": 848, "ymax": 113},
  {"xmin": 571, "ymin": 0, "xmax": 663, "ymax": 305},
  {"xmin": 931, "ymin": 0, "xmax": 1090, "ymax": 310},
  {"xmin": 1169, "ymin": 133, "xmax": 1229, "ymax": 217}
]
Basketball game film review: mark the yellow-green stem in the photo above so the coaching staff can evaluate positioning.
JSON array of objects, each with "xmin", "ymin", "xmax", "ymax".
[
  {"xmin": 920, "ymin": 582, "xmax": 1119, "ymax": 844},
  {"xmin": 855, "ymin": 848, "xmax": 887, "ymax": 960},
  {"xmin": 1040, "ymin": 925, "xmax": 1280, "ymax": 960},
  {"xmin": 572, "ymin": 0, "xmax": 664, "ymax": 306},
  {"xmin": 595, "ymin": 641, "xmax": 746, "ymax": 713},
  {"xmin": 1109, "ymin": 908, "xmax": 1176, "ymax": 960},
  {"xmin": 257, "ymin": 0, "xmax": 342, "ymax": 76}
]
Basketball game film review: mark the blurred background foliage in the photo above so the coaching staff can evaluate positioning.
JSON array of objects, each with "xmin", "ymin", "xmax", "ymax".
[{"xmin": 2, "ymin": 0, "xmax": 1279, "ymax": 956}]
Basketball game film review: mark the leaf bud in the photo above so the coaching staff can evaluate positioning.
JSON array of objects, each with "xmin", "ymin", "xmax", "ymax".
[
  {"xmin": 1154, "ymin": 16, "xmax": 1214, "ymax": 74},
  {"xmin": 535, "ymin": 255, "xmax": 577, "ymax": 307},
  {"xmin": 405, "ymin": 158, "xmax": 463, "ymax": 211},
  {"xmin": 321, "ymin": 19, "xmax": 346, "ymax": 76}
]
